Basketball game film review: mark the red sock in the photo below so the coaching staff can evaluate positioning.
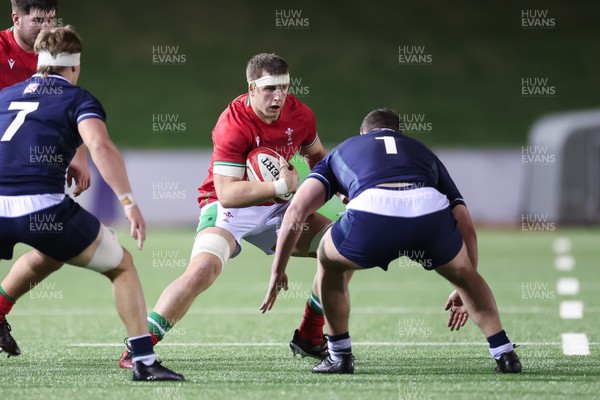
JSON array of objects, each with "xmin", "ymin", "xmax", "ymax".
[
  {"xmin": 0, "ymin": 290, "xmax": 15, "ymax": 321},
  {"xmin": 150, "ymin": 332, "xmax": 159, "ymax": 346},
  {"xmin": 297, "ymin": 302, "xmax": 324, "ymax": 341}
]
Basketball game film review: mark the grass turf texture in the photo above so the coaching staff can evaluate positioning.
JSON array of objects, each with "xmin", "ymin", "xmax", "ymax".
[{"xmin": 1, "ymin": 228, "xmax": 599, "ymax": 399}]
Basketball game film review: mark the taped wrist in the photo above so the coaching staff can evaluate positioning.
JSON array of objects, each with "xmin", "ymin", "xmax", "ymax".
[{"xmin": 118, "ymin": 192, "xmax": 136, "ymax": 210}]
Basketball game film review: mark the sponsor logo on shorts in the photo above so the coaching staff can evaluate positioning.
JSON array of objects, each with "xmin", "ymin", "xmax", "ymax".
[{"xmin": 222, "ymin": 211, "xmax": 234, "ymax": 223}]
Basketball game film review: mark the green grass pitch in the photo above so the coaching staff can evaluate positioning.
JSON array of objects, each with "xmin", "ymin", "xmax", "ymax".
[{"xmin": 1, "ymin": 227, "xmax": 599, "ymax": 399}]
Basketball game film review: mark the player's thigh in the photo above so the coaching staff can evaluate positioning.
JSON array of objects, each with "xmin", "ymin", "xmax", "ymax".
[
  {"xmin": 292, "ymin": 212, "xmax": 332, "ymax": 257},
  {"xmin": 21, "ymin": 249, "xmax": 64, "ymax": 272},
  {"xmin": 197, "ymin": 201, "xmax": 272, "ymax": 257},
  {"xmin": 20, "ymin": 198, "xmax": 102, "ymax": 265},
  {"xmin": 318, "ymin": 229, "xmax": 362, "ymax": 273},
  {"xmin": 434, "ymin": 243, "xmax": 475, "ymax": 284},
  {"xmin": 190, "ymin": 226, "xmax": 237, "ymax": 263}
]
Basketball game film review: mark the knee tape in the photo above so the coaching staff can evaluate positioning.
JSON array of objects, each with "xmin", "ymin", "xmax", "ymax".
[
  {"xmin": 191, "ymin": 233, "xmax": 231, "ymax": 267},
  {"xmin": 86, "ymin": 225, "xmax": 124, "ymax": 273}
]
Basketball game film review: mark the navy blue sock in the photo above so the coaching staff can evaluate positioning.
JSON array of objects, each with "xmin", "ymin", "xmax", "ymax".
[
  {"xmin": 487, "ymin": 330, "xmax": 513, "ymax": 359},
  {"xmin": 328, "ymin": 332, "xmax": 352, "ymax": 360},
  {"xmin": 487, "ymin": 330, "xmax": 509, "ymax": 348},
  {"xmin": 129, "ymin": 334, "xmax": 156, "ymax": 366}
]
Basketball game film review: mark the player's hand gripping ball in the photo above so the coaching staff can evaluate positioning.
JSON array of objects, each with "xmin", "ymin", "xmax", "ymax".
[{"xmin": 246, "ymin": 147, "xmax": 294, "ymax": 203}]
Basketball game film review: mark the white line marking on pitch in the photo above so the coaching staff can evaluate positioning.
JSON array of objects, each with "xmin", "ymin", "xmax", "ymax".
[
  {"xmin": 11, "ymin": 306, "xmax": 569, "ymax": 317},
  {"xmin": 561, "ymin": 333, "xmax": 590, "ymax": 356},
  {"xmin": 556, "ymin": 278, "xmax": 580, "ymax": 295},
  {"xmin": 553, "ymin": 237, "xmax": 572, "ymax": 254},
  {"xmin": 67, "ymin": 341, "xmax": 600, "ymax": 348},
  {"xmin": 554, "ymin": 255, "xmax": 575, "ymax": 271},
  {"xmin": 560, "ymin": 301, "xmax": 584, "ymax": 319}
]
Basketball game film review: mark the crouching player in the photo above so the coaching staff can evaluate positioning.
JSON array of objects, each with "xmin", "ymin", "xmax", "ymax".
[
  {"xmin": 261, "ymin": 108, "xmax": 522, "ymax": 374},
  {"xmin": 0, "ymin": 25, "xmax": 183, "ymax": 381}
]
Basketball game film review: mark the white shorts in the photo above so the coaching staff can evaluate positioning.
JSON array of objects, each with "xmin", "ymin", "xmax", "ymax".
[
  {"xmin": 195, "ymin": 201, "xmax": 290, "ymax": 258},
  {"xmin": 347, "ymin": 187, "xmax": 450, "ymax": 217}
]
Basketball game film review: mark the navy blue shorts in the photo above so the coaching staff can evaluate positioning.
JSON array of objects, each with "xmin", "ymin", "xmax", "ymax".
[
  {"xmin": 330, "ymin": 208, "xmax": 463, "ymax": 271},
  {"xmin": 0, "ymin": 197, "xmax": 101, "ymax": 262}
]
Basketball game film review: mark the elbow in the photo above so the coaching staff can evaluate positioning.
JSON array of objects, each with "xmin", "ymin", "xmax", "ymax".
[
  {"xmin": 216, "ymin": 189, "xmax": 241, "ymax": 208},
  {"xmin": 89, "ymin": 141, "xmax": 115, "ymax": 160},
  {"xmin": 219, "ymin": 197, "xmax": 237, "ymax": 208},
  {"xmin": 215, "ymin": 179, "xmax": 249, "ymax": 208}
]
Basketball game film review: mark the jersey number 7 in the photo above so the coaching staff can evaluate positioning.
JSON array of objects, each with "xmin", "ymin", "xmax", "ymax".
[{"xmin": 0, "ymin": 101, "xmax": 40, "ymax": 142}]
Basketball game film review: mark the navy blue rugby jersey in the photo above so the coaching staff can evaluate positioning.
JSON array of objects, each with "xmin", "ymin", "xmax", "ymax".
[
  {"xmin": 309, "ymin": 129, "xmax": 465, "ymax": 207},
  {"xmin": 0, "ymin": 74, "xmax": 105, "ymax": 195}
]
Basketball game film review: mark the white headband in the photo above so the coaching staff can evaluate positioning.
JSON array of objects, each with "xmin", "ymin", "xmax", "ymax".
[
  {"xmin": 248, "ymin": 74, "xmax": 290, "ymax": 88},
  {"xmin": 37, "ymin": 51, "xmax": 81, "ymax": 67}
]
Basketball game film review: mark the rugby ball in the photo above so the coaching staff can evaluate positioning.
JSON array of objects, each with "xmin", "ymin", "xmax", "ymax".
[{"xmin": 246, "ymin": 147, "xmax": 293, "ymax": 203}]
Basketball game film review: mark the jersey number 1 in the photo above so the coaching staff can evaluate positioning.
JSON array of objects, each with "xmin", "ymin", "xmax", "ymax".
[
  {"xmin": 0, "ymin": 102, "xmax": 40, "ymax": 142},
  {"xmin": 375, "ymin": 136, "xmax": 398, "ymax": 154}
]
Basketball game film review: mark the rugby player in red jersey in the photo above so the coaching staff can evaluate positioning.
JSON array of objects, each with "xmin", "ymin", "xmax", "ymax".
[{"xmin": 119, "ymin": 53, "xmax": 334, "ymax": 367}]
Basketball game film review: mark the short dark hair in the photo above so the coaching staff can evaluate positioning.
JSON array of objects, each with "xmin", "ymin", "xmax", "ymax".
[
  {"xmin": 246, "ymin": 53, "xmax": 289, "ymax": 82},
  {"xmin": 360, "ymin": 108, "xmax": 401, "ymax": 133},
  {"xmin": 11, "ymin": 0, "xmax": 59, "ymax": 14}
]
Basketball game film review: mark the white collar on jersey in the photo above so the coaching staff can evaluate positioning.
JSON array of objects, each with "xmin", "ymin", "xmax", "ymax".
[{"xmin": 361, "ymin": 128, "xmax": 398, "ymax": 135}]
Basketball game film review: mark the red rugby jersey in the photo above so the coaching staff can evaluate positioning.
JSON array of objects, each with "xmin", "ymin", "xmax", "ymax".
[
  {"xmin": 0, "ymin": 28, "xmax": 37, "ymax": 90},
  {"xmin": 198, "ymin": 93, "xmax": 318, "ymax": 207}
]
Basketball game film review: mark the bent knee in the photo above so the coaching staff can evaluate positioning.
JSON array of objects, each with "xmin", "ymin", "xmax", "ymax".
[
  {"xmin": 101, "ymin": 248, "xmax": 133, "ymax": 278},
  {"xmin": 182, "ymin": 254, "xmax": 223, "ymax": 291},
  {"xmin": 79, "ymin": 225, "xmax": 125, "ymax": 274},
  {"xmin": 118, "ymin": 248, "xmax": 133, "ymax": 269}
]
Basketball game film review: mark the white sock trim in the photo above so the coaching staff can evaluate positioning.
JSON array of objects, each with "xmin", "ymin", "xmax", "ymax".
[
  {"xmin": 309, "ymin": 293, "xmax": 323, "ymax": 311},
  {"xmin": 147, "ymin": 317, "xmax": 167, "ymax": 336},
  {"xmin": 129, "ymin": 333, "xmax": 152, "ymax": 341},
  {"xmin": 132, "ymin": 353, "xmax": 157, "ymax": 366},
  {"xmin": 490, "ymin": 342, "xmax": 514, "ymax": 360},
  {"xmin": 329, "ymin": 336, "xmax": 352, "ymax": 361}
]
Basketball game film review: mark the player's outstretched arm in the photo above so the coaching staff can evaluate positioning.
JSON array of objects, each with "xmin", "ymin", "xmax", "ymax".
[
  {"xmin": 260, "ymin": 178, "xmax": 326, "ymax": 313},
  {"xmin": 299, "ymin": 139, "xmax": 347, "ymax": 203},
  {"xmin": 445, "ymin": 204, "xmax": 477, "ymax": 330},
  {"xmin": 66, "ymin": 144, "xmax": 91, "ymax": 197},
  {"xmin": 77, "ymin": 118, "xmax": 146, "ymax": 250}
]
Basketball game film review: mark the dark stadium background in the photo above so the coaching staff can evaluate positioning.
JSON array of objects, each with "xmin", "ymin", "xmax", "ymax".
[{"xmin": 3, "ymin": 0, "xmax": 596, "ymax": 149}]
